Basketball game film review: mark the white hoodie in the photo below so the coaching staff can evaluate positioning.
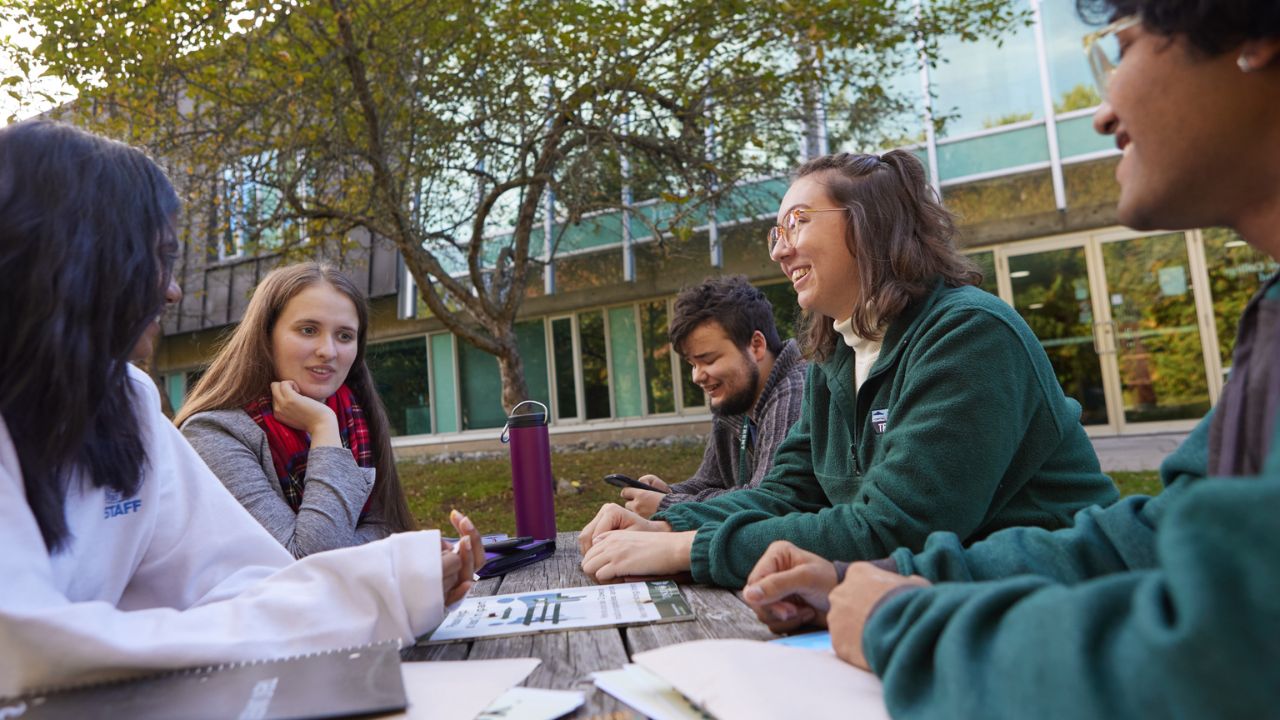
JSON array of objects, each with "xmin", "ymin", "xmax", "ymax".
[{"xmin": 0, "ymin": 364, "xmax": 444, "ymax": 696}]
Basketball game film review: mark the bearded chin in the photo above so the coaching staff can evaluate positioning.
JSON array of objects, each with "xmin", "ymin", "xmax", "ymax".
[{"xmin": 710, "ymin": 360, "xmax": 760, "ymax": 417}]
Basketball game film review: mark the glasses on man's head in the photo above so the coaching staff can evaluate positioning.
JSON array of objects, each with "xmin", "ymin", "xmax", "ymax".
[
  {"xmin": 1083, "ymin": 14, "xmax": 1140, "ymax": 100},
  {"xmin": 766, "ymin": 207, "xmax": 844, "ymax": 253}
]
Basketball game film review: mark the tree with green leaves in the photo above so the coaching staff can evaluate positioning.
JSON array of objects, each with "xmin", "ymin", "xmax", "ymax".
[{"xmin": 2, "ymin": 0, "xmax": 1022, "ymax": 410}]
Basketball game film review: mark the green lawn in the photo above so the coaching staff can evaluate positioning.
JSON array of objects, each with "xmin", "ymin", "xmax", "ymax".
[{"xmin": 399, "ymin": 447, "xmax": 1162, "ymax": 536}]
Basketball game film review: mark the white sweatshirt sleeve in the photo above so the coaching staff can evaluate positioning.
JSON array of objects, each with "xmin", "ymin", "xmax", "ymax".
[{"xmin": 0, "ymin": 366, "xmax": 445, "ymax": 696}]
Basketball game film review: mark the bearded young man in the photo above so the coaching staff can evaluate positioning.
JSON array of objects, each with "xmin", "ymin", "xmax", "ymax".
[
  {"xmin": 743, "ymin": 1, "xmax": 1280, "ymax": 716},
  {"xmin": 618, "ymin": 275, "xmax": 806, "ymax": 519}
]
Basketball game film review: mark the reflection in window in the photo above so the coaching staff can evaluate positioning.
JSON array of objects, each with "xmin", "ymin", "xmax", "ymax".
[
  {"xmin": 367, "ymin": 337, "xmax": 431, "ymax": 436},
  {"xmin": 551, "ymin": 317, "xmax": 578, "ymax": 420},
  {"xmin": 1100, "ymin": 234, "xmax": 1210, "ymax": 423},
  {"xmin": 968, "ymin": 250, "xmax": 1000, "ymax": 296},
  {"xmin": 1039, "ymin": 0, "xmax": 1102, "ymax": 114},
  {"xmin": 758, "ymin": 281, "xmax": 801, "ymax": 343},
  {"xmin": 578, "ymin": 311, "xmax": 612, "ymax": 420},
  {"xmin": 457, "ymin": 341, "xmax": 506, "ymax": 430},
  {"xmin": 640, "ymin": 301, "xmax": 676, "ymax": 414},
  {"xmin": 1203, "ymin": 228, "xmax": 1280, "ymax": 376},
  {"xmin": 218, "ymin": 151, "xmax": 302, "ymax": 260},
  {"xmin": 932, "ymin": 1, "xmax": 1043, "ymax": 137},
  {"xmin": 1008, "ymin": 247, "xmax": 1109, "ymax": 425}
]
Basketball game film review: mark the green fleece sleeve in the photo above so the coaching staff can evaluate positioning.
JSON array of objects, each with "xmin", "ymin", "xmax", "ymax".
[
  {"xmin": 863, "ymin": 470, "xmax": 1280, "ymax": 719},
  {"xmin": 685, "ymin": 309, "xmax": 1063, "ymax": 588},
  {"xmin": 654, "ymin": 372, "xmax": 830, "ymax": 532},
  {"xmin": 891, "ymin": 410, "xmax": 1212, "ymax": 583}
]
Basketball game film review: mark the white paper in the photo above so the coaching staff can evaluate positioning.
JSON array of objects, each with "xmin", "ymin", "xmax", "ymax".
[
  {"xmin": 477, "ymin": 687, "xmax": 585, "ymax": 720},
  {"xmin": 592, "ymin": 665, "xmax": 709, "ymax": 720},
  {"xmin": 388, "ymin": 658, "xmax": 540, "ymax": 720},
  {"xmin": 427, "ymin": 580, "xmax": 692, "ymax": 643},
  {"xmin": 634, "ymin": 639, "xmax": 889, "ymax": 720}
]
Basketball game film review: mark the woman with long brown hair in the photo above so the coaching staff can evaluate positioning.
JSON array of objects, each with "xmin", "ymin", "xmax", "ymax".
[
  {"xmin": 579, "ymin": 149, "xmax": 1119, "ymax": 587},
  {"xmin": 177, "ymin": 263, "xmax": 415, "ymax": 557}
]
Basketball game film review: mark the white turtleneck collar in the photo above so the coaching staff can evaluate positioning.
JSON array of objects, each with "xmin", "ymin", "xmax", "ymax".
[{"xmin": 833, "ymin": 317, "xmax": 883, "ymax": 392}]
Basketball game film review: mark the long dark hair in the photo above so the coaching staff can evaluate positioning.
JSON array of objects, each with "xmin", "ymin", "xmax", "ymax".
[
  {"xmin": 792, "ymin": 150, "xmax": 982, "ymax": 362},
  {"xmin": 175, "ymin": 263, "xmax": 416, "ymax": 534},
  {"xmin": 0, "ymin": 120, "xmax": 179, "ymax": 552}
]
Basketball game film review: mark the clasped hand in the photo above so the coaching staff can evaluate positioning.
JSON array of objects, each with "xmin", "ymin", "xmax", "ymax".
[
  {"xmin": 743, "ymin": 540, "xmax": 931, "ymax": 670},
  {"xmin": 578, "ymin": 503, "xmax": 692, "ymax": 582}
]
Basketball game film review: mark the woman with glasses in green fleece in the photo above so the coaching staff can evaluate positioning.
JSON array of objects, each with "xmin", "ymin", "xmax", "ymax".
[
  {"xmin": 578, "ymin": 148, "xmax": 1119, "ymax": 588},
  {"xmin": 744, "ymin": 1, "xmax": 1280, "ymax": 717}
]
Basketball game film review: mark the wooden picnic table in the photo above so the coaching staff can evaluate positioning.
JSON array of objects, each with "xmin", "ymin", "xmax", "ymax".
[{"xmin": 402, "ymin": 530, "xmax": 777, "ymax": 718}]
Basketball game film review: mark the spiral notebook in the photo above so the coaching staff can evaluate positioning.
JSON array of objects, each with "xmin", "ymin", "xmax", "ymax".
[{"xmin": 0, "ymin": 641, "xmax": 407, "ymax": 720}]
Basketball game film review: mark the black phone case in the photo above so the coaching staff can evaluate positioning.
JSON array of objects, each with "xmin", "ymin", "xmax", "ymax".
[{"xmin": 474, "ymin": 539, "xmax": 556, "ymax": 579}]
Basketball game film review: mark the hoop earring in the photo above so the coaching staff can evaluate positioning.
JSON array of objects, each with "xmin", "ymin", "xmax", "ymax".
[{"xmin": 1237, "ymin": 54, "xmax": 1254, "ymax": 73}]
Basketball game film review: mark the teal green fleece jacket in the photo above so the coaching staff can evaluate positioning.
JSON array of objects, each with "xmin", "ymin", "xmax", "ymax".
[
  {"xmin": 654, "ymin": 281, "xmax": 1119, "ymax": 588},
  {"xmin": 863, "ymin": 412, "xmax": 1280, "ymax": 718}
]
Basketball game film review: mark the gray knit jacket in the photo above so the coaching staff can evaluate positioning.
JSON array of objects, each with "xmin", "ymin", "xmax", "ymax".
[
  {"xmin": 658, "ymin": 339, "xmax": 807, "ymax": 511},
  {"xmin": 180, "ymin": 409, "xmax": 389, "ymax": 558}
]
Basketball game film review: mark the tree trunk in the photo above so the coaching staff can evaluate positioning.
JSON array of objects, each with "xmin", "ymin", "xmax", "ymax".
[{"xmin": 495, "ymin": 336, "xmax": 532, "ymax": 416}]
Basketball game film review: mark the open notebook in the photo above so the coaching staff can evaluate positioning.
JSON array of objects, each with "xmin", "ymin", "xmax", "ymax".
[{"xmin": 0, "ymin": 641, "xmax": 406, "ymax": 720}]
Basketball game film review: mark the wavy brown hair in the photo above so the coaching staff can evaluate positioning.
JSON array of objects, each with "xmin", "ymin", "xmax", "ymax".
[
  {"xmin": 175, "ymin": 262, "xmax": 415, "ymax": 534},
  {"xmin": 792, "ymin": 150, "xmax": 982, "ymax": 363}
]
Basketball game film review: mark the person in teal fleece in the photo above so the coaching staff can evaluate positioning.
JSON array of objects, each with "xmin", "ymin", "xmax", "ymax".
[
  {"xmin": 578, "ymin": 149, "xmax": 1118, "ymax": 588},
  {"xmin": 742, "ymin": 1, "xmax": 1280, "ymax": 716}
]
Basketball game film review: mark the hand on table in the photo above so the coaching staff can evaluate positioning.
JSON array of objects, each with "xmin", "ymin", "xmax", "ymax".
[
  {"xmin": 741, "ymin": 540, "xmax": 838, "ymax": 633},
  {"xmin": 827, "ymin": 562, "xmax": 932, "ymax": 670},
  {"xmin": 439, "ymin": 509, "xmax": 486, "ymax": 604},
  {"xmin": 578, "ymin": 503, "xmax": 670, "ymax": 554},
  {"xmin": 581, "ymin": 529, "xmax": 695, "ymax": 583}
]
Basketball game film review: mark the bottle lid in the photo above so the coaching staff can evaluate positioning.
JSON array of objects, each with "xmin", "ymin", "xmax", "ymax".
[{"xmin": 506, "ymin": 411, "xmax": 546, "ymax": 428}]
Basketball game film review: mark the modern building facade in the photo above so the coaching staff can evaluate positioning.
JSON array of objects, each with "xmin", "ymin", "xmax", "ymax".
[{"xmin": 153, "ymin": 0, "xmax": 1278, "ymax": 452}]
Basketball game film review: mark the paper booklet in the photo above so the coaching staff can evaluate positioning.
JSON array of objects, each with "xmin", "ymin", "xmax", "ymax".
[
  {"xmin": 0, "ymin": 641, "xmax": 406, "ymax": 720},
  {"xmin": 424, "ymin": 580, "xmax": 694, "ymax": 644}
]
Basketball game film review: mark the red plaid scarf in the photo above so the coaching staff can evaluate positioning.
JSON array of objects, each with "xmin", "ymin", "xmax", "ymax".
[{"xmin": 243, "ymin": 384, "xmax": 374, "ymax": 515}]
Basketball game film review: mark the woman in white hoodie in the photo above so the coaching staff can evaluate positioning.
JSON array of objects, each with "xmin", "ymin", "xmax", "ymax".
[{"xmin": 0, "ymin": 119, "xmax": 484, "ymax": 696}]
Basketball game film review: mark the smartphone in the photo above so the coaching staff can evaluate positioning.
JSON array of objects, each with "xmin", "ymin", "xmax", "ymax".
[
  {"xmin": 603, "ymin": 473, "xmax": 669, "ymax": 493},
  {"xmin": 475, "ymin": 538, "xmax": 555, "ymax": 579}
]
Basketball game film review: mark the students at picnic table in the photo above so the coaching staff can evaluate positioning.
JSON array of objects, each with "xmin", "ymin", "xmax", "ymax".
[
  {"xmin": 0, "ymin": 120, "xmax": 485, "ymax": 696},
  {"xmin": 176, "ymin": 262, "xmax": 415, "ymax": 558},
  {"xmin": 578, "ymin": 148, "xmax": 1120, "ymax": 588},
  {"xmin": 743, "ymin": 0, "xmax": 1280, "ymax": 716}
]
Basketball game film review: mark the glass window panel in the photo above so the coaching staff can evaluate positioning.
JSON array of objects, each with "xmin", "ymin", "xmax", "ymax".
[
  {"xmin": 1100, "ymin": 234, "xmax": 1210, "ymax": 423},
  {"xmin": 515, "ymin": 320, "xmax": 552, "ymax": 410},
  {"xmin": 457, "ymin": 340, "xmax": 507, "ymax": 430},
  {"xmin": 680, "ymin": 354, "xmax": 705, "ymax": 412},
  {"xmin": 1040, "ymin": 0, "xmax": 1102, "ymax": 114},
  {"xmin": 429, "ymin": 333, "xmax": 459, "ymax": 433},
  {"xmin": 758, "ymin": 281, "xmax": 801, "ymax": 342},
  {"xmin": 1008, "ymin": 247, "xmax": 1109, "ymax": 425},
  {"xmin": 1203, "ymin": 228, "xmax": 1280, "ymax": 378},
  {"xmin": 933, "ymin": 3, "xmax": 1043, "ymax": 137},
  {"xmin": 1056, "ymin": 113, "xmax": 1114, "ymax": 159},
  {"xmin": 640, "ymin": 301, "xmax": 676, "ymax": 415},
  {"xmin": 367, "ymin": 337, "xmax": 431, "ymax": 436},
  {"xmin": 608, "ymin": 306, "xmax": 643, "ymax": 418},
  {"xmin": 578, "ymin": 310, "xmax": 612, "ymax": 420},
  {"xmin": 550, "ymin": 318, "xmax": 579, "ymax": 420},
  {"xmin": 935, "ymin": 124, "xmax": 1050, "ymax": 181},
  {"xmin": 967, "ymin": 250, "xmax": 999, "ymax": 296}
]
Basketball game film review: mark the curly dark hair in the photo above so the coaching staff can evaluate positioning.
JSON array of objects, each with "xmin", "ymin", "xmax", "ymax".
[
  {"xmin": 669, "ymin": 275, "xmax": 784, "ymax": 359},
  {"xmin": 1078, "ymin": 0, "xmax": 1280, "ymax": 55}
]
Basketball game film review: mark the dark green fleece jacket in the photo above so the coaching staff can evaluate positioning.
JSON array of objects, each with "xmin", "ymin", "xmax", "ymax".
[
  {"xmin": 655, "ymin": 281, "xmax": 1119, "ymax": 588},
  {"xmin": 863, "ymin": 279, "xmax": 1280, "ymax": 719}
]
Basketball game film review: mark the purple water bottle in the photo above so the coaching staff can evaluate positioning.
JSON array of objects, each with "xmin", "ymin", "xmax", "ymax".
[{"xmin": 502, "ymin": 400, "xmax": 556, "ymax": 540}]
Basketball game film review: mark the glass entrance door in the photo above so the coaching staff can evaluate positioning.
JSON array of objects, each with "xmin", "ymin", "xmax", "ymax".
[
  {"xmin": 998, "ymin": 231, "xmax": 1216, "ymax": 435},
  {"xmin": 1006, "ymin": 243, "xmax": 1111, "ymax": 427},
  {"xmin": 1097, "ymin": 233, "xmax": 1212, "ymax": 425}
]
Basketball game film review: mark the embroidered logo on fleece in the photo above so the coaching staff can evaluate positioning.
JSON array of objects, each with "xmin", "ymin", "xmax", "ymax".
[
  {"xmin": 871, "ymin": 409, "xmax": 889, "ymax": 434},
  {"xmin": 103, "ymin": 488, "xmax": 142, "ymax": 519}
]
